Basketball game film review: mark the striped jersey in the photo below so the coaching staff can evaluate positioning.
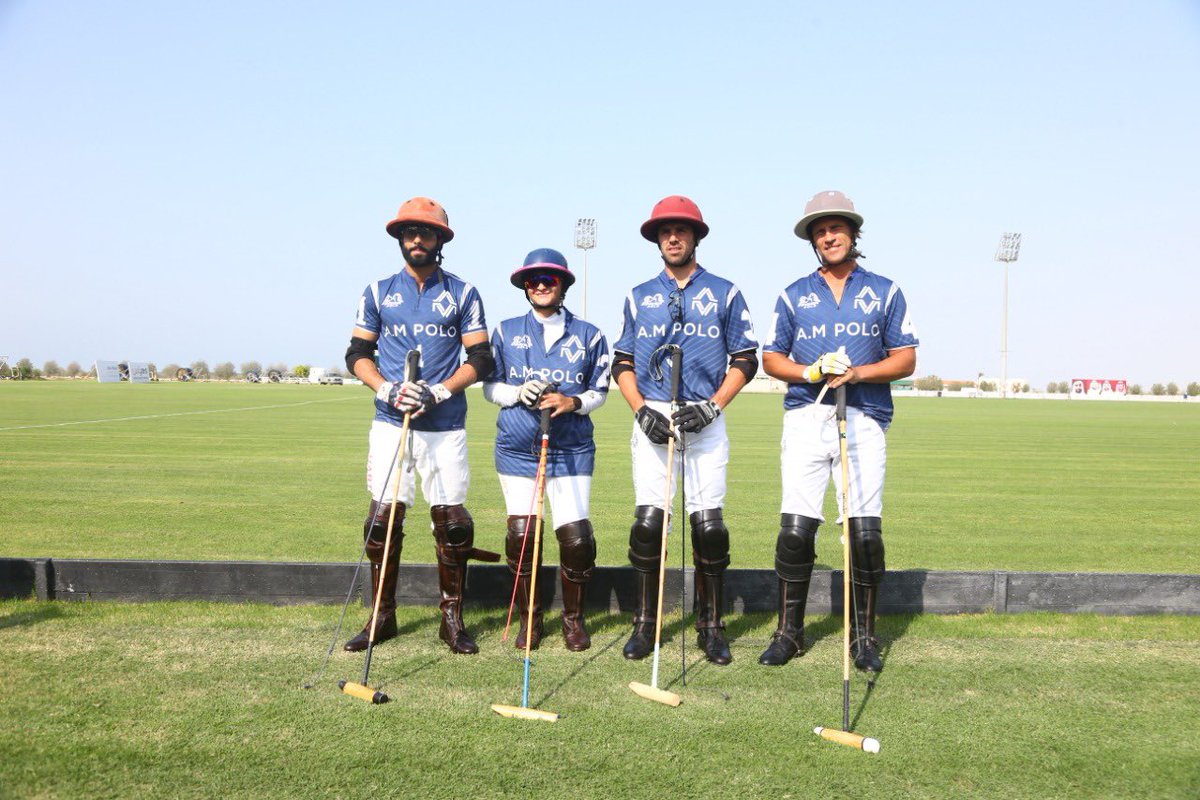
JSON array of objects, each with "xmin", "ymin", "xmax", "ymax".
[
  {"xmin": 355, "ymin": 267, "xmax": 487, "ymax": 431},
  {"xmin": 764, "ymin": 265, "xmax": 918, "ymax": 429},
  {"xmin": 613, "ymin": 266, "xmax": 757, "ymax": 402}
]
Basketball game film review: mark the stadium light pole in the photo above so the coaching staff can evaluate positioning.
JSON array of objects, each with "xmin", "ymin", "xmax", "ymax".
[
  {"xmin": 574, "ymin": 218, "xmax": 596, "ymax": 320},
  {"xmin": 995, "ymin": 233, "xmax": 1022, "ymax": 398}
]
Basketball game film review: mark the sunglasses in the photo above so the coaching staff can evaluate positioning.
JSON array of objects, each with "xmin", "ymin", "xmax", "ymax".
[
  {"xmin": 523, "ymin": 273, "xmax": 561, "ymax": 289},
  {"xmin": 400, "ymin": 225, "xmax": 438, "ymax": 241},
  {"xmin": 668, "ymin": 289, "xmax": 683, "ymax": 323}
]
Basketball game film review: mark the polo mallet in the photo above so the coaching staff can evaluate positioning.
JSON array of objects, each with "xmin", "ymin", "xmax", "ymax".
[
  {"xmin": 501, "ymin": 382, "xmax": 558, "ymax": 643},
  {"xmin": 492, "ymin": 407, "xmax": 559, "ymax": 722},
  {"xmin": 339, "ymin": 349, "xmax": 421, "ymax": 705},
  {"xmin": 814, "ymin": 384, "xmax": 880, "ymax": 753},
  {"xmin": 630, "ymin": 344, "xmax": 683, "ymax": 707}
]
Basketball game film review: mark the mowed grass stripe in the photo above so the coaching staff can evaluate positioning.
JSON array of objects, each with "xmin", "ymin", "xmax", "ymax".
[
  {"xmin": 1, "ymin": 382, "xmax": 1197, "ymax": 572},
  {"xmin": 0, "ymin": 600, "xmax": 1197, "ymax": 799}
]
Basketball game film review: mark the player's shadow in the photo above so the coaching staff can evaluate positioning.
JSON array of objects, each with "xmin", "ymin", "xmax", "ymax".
[{"xmin": 0, "ymin": 602, "xmax": 65, "ymax": 630}]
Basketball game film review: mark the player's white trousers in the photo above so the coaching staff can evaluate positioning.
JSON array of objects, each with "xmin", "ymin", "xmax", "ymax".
[
  {"xmin": 631, "ymin": 399, "xmax": 728, "ymax": 514},
  {"xmin": 367, "ymin": 422, "xmax": 469, "ymax": 506},
  {"xmin": 780, "ymin": 404, "xmax": 886, "ymax": 521},
  {"xmin": 498, "ymin": 474, "xmax": 592, "ymax": 530}
]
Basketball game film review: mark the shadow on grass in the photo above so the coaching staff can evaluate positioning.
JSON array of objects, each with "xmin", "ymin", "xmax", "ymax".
[{"xmin": 0, "ymin": 602, "xmax": 66, "ymax": 630}]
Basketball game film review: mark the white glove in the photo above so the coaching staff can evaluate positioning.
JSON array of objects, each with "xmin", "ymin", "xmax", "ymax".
[
  {"xmin": 518, "ymin": 379, "xmax": 552, "ymax": 408},
  {"xmin": 397, "ymin": 380, "xmax": 452, "ymax": 418},
  {"xmin": 802, "ymin": 346, "xmax": 851, "ymax": 383},
  {"xmin": 375, "ymin": 381, "xmax": 403, "ymax": 410}
]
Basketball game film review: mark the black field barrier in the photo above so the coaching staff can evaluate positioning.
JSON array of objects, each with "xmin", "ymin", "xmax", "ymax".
[{"xmin": 1, "ymin": 558, "xmax": 1197, "ymax": 615}]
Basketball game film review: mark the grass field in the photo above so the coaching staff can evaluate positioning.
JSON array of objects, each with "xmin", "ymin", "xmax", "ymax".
[
  {"xmin": 1, "ymin": 599, "xmax": 1197, "ymax": 799},
  {"xmin": 2, "ymin": 381, "xmax": 1199, "ymax": 572}
]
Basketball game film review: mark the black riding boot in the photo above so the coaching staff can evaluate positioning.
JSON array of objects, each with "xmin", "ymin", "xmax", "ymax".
[
  {"xmin": 623, "ymin": 570, "xmax": 658, "ymax": 660},
  {"xmin": 758, "ymin": 578, "xmax": 809, "ymax": 665}
]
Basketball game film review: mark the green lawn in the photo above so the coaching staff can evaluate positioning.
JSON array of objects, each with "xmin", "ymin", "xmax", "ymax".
[
  {"xmin": 1, "ymin": 599, "xmax": 1197, "ymax": 799},
  {"xmin": 1, "ymin": 381, "xmax": 1198, "ymax": 572}
]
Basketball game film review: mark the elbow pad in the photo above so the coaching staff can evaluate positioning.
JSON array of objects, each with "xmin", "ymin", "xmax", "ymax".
[
  {"xmin": 729, "ymin": 349, "xmax": 758, "ymax": 381},
  {"xmin": 345, "ymin": 336, "xmax": 376, "ymax": 374},
  {"xmin": 465, "ymin": 341, "xmax": 495, "ymax": 381},
  {"xmin": 611, "ymin": 352, "xmax": 635, "ymax": 381}
]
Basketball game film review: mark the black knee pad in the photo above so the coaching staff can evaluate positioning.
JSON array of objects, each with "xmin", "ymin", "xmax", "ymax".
[
  {"xmin": 628, "ymin": 505, "xmax": 665, "ymax": 573},
  {"xmin": 556, "ymin": 519, "xmax": 596, "ymax": 583},
  {"xmin": 505, "ymin": 515, "xmax": 536, "ymax": 575},
  {"xmin": 775, "ymin": 513, "xmax": 818, "ymax": 583},
  {"xmin": 364, "ymin": 501, "xmax": 406, "ymax": 542},
  {"xmin": 689, "ymin": 508, "xmax": 730, "ymax": 576},
  {"xmin": 849, "ymin": 516, "xmax": 885, "ymax": 586}
]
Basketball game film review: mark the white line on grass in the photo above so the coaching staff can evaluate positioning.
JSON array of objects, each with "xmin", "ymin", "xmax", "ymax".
[{"xmin": 0, "ymin": 397, "xmax": 358, "ymax": 432}]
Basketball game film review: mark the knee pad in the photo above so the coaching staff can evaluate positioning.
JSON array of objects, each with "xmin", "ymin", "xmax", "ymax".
[
  {"xmin": 556, "ymin": 520, "xmax": 596, "ymax": 583},
  {"xmin": 689, "ymin": 508, "xmax": 730, "ymax": 575},
  {"xmin": 431, "ymin": 504, "xmax": 474, "ymax": 564},
  {"xmin": 505, "ymin": 515, "xmax": 536, "ymax": 575},
  {"xmin": 849, "ymin": 516, "xmax": 885, "ymax": 586},
  {"xmin": 628, "ymin": 505, "xmax": 665, "ymax": 573},
  {"xmin": 364, "ymin": 501, "xmax": 406, "ymax": 542},
  {"xmin": 775, "ymin": 513, "xmax": 818, "ymax": 583}
]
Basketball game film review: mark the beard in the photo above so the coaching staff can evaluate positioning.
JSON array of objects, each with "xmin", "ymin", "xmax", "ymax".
[
  {"xmin": 401, "ymin": 243, "xmax": 438, "ymax": 268},
  {"xmin": 659, "ymin": 242, "xmax": 696, "ymax": 268}
]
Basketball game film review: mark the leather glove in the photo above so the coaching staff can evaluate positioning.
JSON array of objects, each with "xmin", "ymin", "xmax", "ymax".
[
  {"xmin": 518, "ymin": 379, "xmax": 552, "ymax": 408},
  {"xmin": 375, "ymin": 381, "xmax": 405, "ymax": 411},
  {"xmin": 802, "ymin": 346, "xmax": 852, "ymax": 383},
  {"xmin": 398, "ymin": 380, "xmax": 451, "ymax": 418},
  {"xmin": 672, "ymin": 400, "xmax": 721, "ymax": 433},
  {"xmin": 635, "ymin": 405, "xmax": 673, "ymax": 445}
]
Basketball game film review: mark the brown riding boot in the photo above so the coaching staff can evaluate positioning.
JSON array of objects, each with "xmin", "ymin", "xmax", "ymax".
[
  {"xmin": 556, "ymin": 519, "xmax": 596, "ymax": 652},
  {"xmin": 345, "ymin": 502, "xmax": 404, "ymax": 652},
  {"xmin": 506, "ymin": 514, "xmax": 544, "ymax": 650},
  {"xmin": 432, "ymin": 504, "xmax": 479, "ymax": 655}
]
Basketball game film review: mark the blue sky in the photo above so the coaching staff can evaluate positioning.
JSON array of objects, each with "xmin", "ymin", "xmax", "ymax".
[{"xmin": 3, "ymin": 1, "xmax": 1198, "ymax": 387}]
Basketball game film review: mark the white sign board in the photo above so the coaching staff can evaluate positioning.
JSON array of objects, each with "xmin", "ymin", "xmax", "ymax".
[
  {"xmin": 127, "ymin": 362, "xmax": 151, "ymax": 383},
  {"xmin": 95, "ymin": 360, "xmax": 123, "ymax": 383}
]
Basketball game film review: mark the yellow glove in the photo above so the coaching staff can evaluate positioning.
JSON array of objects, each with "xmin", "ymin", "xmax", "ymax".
[{"xmin": 802, "ymin": 347, "xmax": 852, "ymax": 383}]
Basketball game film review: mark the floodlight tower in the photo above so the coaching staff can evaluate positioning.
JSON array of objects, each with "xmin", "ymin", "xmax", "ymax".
[
  {"xmin": 574, "ymin": 218, "xmax": 596, "ymax": 319},
  {"xmin": 995, "ymin": 233, "xmax": 1022, "ymax": 398}
]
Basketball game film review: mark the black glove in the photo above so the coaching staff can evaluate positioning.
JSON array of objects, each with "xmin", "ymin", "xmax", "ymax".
[
  {"xmin": 635, "ymin": 405, "xmax": 673, "ymax": 445},
  {"xmin": 672, "ymin": 400, "xmax": 721, "ymax": 433}
]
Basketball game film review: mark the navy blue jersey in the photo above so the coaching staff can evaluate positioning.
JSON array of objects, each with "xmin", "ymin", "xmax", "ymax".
[
  {"xmin": 490, "ymin": 310, "xmax": 610, "ymax": 477},
  {"xmin": 764, "ymin": 265, "xmax": 918, "ymax": 429},
  {"xmin": 613, "ymin": 266, "xmax": 757, "ymax": 402},
  {"xmin": 355, "ymin": 267, "xmax": 487, "ymax": 431}
]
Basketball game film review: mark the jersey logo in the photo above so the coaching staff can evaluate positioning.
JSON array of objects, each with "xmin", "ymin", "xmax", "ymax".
[
  {"xmin": 382, "ymin": 292, "xmax": 404, "ymax": 308},
  {"xmin": 511, "ymin": 334, "xmax": 533, "ymax": 350},
  {"xmin": 854, "ymin": 286, "xmax": 881, "ymax": 315},
  {"xmin": 691, "ymin": 287, "xmax": 718, "ymax": 316},
  {"xmin": 641, "ymin": 293, "xmax": 665, "ymax": 309},
  {"xmin": 797, "ymin": 292, "xmax": 820, "ymax": 309},
  {"xmin": 431, "ymin": 290, "xmax": 457, "ymax": 318},
  {"xmin": 559, "ymin": 334, "xmax": 586, "ymax": 364}
]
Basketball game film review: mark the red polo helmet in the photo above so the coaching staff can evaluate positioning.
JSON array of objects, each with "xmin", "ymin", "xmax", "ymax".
[
  {"xmin": 639, "ymin": 195, "xmax": 709, "ymax": 242},
  {"xmin": 385, "ymin": 197, "xmax": 454, "ymax": 242}
]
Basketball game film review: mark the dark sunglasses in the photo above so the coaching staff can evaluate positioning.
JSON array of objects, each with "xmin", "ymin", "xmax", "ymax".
[
  {"xmin": 524, "ymin": 273, "xmax": 561, "ymax": 289},
  {"xmin": 668, "ymin": 289, "xmax": 683, "ymax": 322},
  {"xmin": 400, "ymin": 225, "xmax": 438, "ymax": 241}
]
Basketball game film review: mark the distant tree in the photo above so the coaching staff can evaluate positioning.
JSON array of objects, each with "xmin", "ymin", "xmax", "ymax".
[
  {"xmin": 293, "ymin": 364, "xmax": 310, "ymax": 378},
  {"xmin": 213, "ymin": 361, "xmax": 236, "ymax": 380},
  {"xmin": 190, "ymin": 360, "xmax": 210, "ymax": 379},
  {"xmin": 979, "ymin": 380, "xmax": 996, "ymax": 392},
  {"xmin": 946, "ymin": 383, "xmax": 962, "ymax": 392},
  {"xmin": 1187, "ymin": 382, "xmax": 1200, "ymax": 396},
  {"xmin": 42, "ymin": 360, "xmax": 63, "ymax": 377},
  {"xmin": 1151, "ymin": 383, "xmax": 1166, "ymax": 396},
  {"xmin": 1021, "ymin": 383, "xmax": 1031, "ymax": 393},
  {"xmin": 1045, "ymin": 382, "xmax": 1057, "ymax": 393},
  {"xmin": 65, "ymin": 361, "xmax": 83, "ymax": 377},
  {"xmin": 240, "ymin": 361, "xmax": 262, "ymax": 376},
  {"xmin": 15, "ymin": 358, "xmax": 38, "ymax": 379},
  {"xmin": 1166, "ymin": 382, "xmax": 1179, "ymax": 396},
  {"xmin": 162, "ymin": 363, "xmax": 181, "ymax": 380},
  {"xmin": 1128, "ymin": 384, "xmax": 1142, "ymax": 395},
  {"xmin": 914, "ymin": 375, "xmax": 943, "ymax": 391}
]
